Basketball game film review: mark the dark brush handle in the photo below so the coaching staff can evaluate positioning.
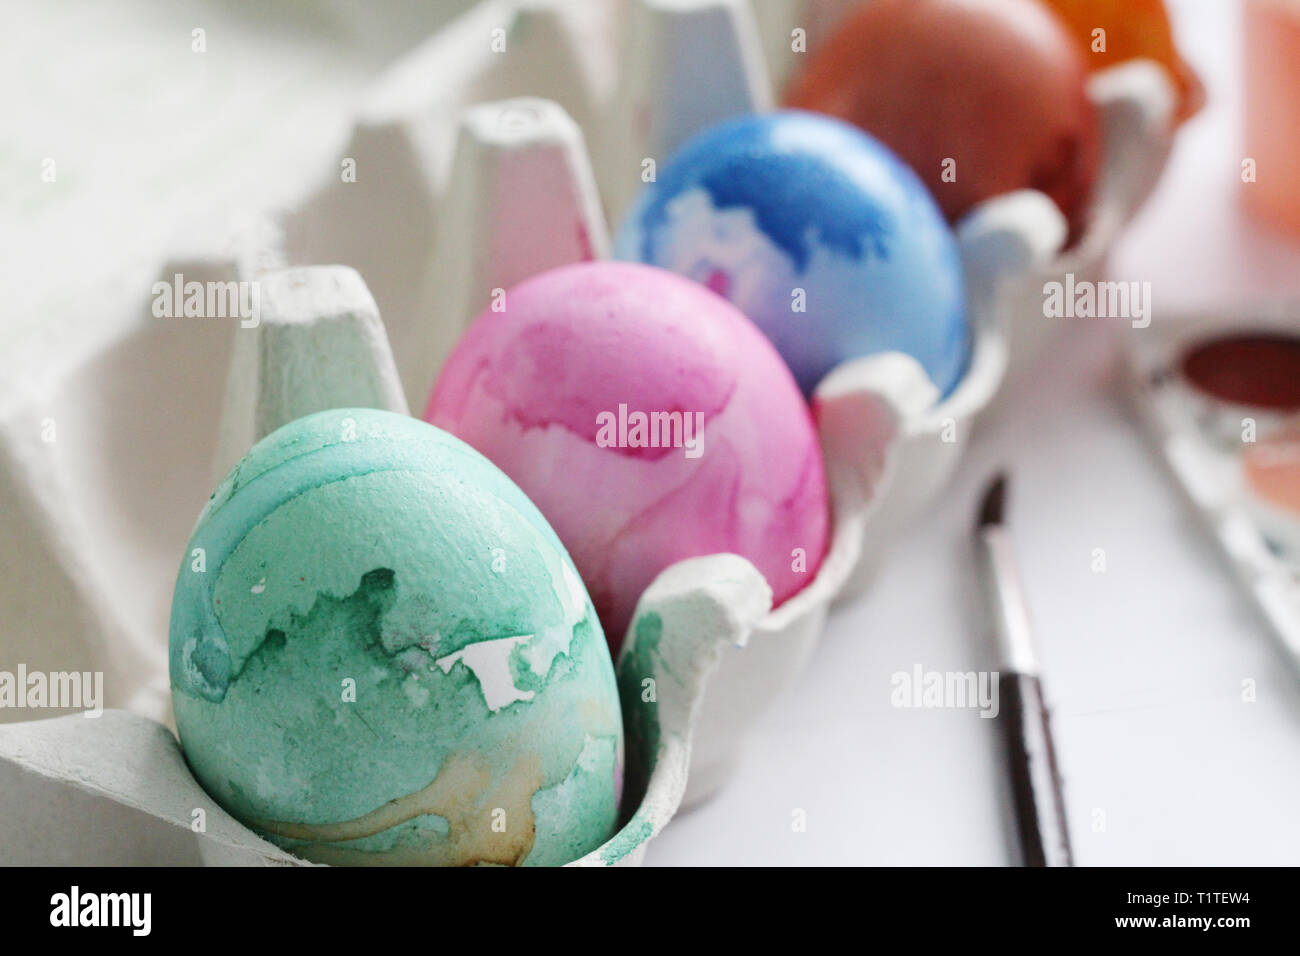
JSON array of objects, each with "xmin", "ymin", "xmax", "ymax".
[{"xmin": 1000, "ymin": 671, "xmax": 1073, "ymax": 867}]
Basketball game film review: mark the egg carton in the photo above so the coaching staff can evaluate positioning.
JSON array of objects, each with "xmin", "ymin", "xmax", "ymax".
[
  {"xmin": 0, "ymin": 555, "xmax": 761, "ymax": 866},
  {"xmin": 0, "ymin": 0, "xmax": 1178, "ymax": 860}
]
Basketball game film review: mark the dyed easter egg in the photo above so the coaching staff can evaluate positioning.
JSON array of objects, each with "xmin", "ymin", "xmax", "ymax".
[
  {"xmin": 1038, "ymin": 0, "xmax": 1203, "ymax": 124},
  {"xmin": 784, "ymin": 0, "xmax": 1100, "ymax": 242},
  {"xmin": 613, "ymin": 110, "xmax": 969, "ymax": 397},
  {"xmin": 169, "ymin": 408, "xmax": 623, "ymax": 866},
  {"xmin": 426, "ymin": 261, "xmax": 829, "ymax": 648}
]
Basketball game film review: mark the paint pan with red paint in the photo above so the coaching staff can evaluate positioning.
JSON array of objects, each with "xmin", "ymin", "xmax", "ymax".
[{"xmin": 1127, "ymin": 312, "xmax": 1300, "ymax": 674}]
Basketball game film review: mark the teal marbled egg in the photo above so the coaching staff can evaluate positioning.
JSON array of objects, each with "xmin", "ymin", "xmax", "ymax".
[{"xmin": 169, "ymin": 408, "xmax": 623, "ymax": 866}]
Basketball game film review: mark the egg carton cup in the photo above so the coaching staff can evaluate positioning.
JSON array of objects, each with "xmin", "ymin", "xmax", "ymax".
[
  {"xmin": 830, "ymin": 53, "xmax": 1182, "ymax": 596},
  {"xmin": 0, "ymin": 0, "xmax": 1179, "ymax": 842},
  {"xmin": 997, "ymin": 60, "xmax": 1180, "ymax": 379},
  {"xmin": 0, "ymin": 0, "xmax": 1049, "ymax": 808},
  {"xmin": 676, "ymin": 188, "xmax": 1070, "ymax": 798},
  {"xmin": 0, "ymin": 239, "xmax": 920, "ymax": 857},
  {"xmin": 0, "ymin": 238, "xmax": 1046, "ymax": 849},
  {"xmin": 835, "ymin": 189, "xmax": 1066, "ymax": 601},
  {"xmin": 0, "ymin": 566, "xmax": 753, "ymax": 866}
]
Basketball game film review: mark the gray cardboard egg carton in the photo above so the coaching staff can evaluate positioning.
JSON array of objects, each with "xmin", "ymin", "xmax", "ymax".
[{"xmin": 0, "ymin": 0, "xmax": 1176, "ymax": 864}]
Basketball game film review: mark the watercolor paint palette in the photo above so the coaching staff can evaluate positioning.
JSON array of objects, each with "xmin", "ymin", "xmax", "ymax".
[
  {"xmin": 1126, "ymin": 307, "xmax": 1300, "ymax": 676},
  {"xmin": 0, "ymin": 0, "xmax": 1185, "ymax": 864}
]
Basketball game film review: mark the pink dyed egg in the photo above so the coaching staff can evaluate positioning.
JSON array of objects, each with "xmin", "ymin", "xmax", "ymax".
[{"xmin": 426, "ymin": 261, "xmax": 829, "ymax": 651}]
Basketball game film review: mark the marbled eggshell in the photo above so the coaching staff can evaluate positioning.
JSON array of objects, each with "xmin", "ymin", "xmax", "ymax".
[
  {"xmin": 614, "ymin": 110, "xmax": 969, "ymax": 397},
  {"xmin": 426, "ymin": 261, "xmax": 829, "ymax": 650},
  {"xmin": 169, "ymin": 408, "xmax": 623, "ymax": 867},
  {"xmin": 784, "ymin": 0, "xmax": 1100, "ymax": 243}
]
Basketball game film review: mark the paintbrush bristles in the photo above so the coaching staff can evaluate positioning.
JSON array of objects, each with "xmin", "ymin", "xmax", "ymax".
[{"xmin": 977, "ymin": 471, "xmax": 1009, "ymax": 530}]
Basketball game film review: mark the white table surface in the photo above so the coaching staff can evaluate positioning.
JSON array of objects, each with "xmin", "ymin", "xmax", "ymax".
[{"xmin": 650, "ymin": 0, "xmax": 1300, "ymax": 866}]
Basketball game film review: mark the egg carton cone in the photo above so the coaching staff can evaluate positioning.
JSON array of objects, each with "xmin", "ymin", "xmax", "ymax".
[
  {"xmin": 211, "ymin": 265, "xmax": 410, "ymax": 484},
  {"xmin": 417, "ymin": 96, "xmax": 610, "ymax": 392},
  {"xmin": 0, "ymin": 571, "xmax": 750, "ymax": 866},
  {"xmin": 596, "ymin": 0, "xmax": 772, "ymax": 224},
  {"xmin": 279, "ymin": 0, "xmax": 623, "ymax": 412}
]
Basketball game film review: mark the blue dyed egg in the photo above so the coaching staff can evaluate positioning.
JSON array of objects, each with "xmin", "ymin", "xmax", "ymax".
[{"xmin": 614, "ymin": 110, "xmax": 970, "ymax": 397}]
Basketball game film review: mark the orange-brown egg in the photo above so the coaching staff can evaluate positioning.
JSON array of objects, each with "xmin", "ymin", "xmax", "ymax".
[{"xmin": 785, "ymin": 0, "xmax": 1101, "ymax": 243}]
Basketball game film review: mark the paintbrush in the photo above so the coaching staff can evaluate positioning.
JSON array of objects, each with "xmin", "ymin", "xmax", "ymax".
[{"xmin": 975, "ymin": 472, "xmax": 1073, "ymax": 867}]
